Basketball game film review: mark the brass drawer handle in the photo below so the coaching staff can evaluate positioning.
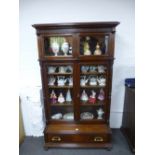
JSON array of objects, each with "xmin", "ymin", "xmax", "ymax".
[
  {"xmin": 94, "ymin": 136, "xmax": 104, "ymax": 142},
  {"xmin": 51, "ymin": 136, "xmax": 61, "ymax": 142}
]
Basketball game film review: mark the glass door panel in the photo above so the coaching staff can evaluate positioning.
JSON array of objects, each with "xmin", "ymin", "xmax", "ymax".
[
  {"xmin": 47, "ymin": 64, "xmax": 74, "ymax": 121},
  {"xmin": 44, "ymin": 36, "xmax": 73, "ymax": 57},
  {"xmin": 79, "ymin": 64, "xmax": 107, "ymax": 121},
  {"xmin": 79, "ymin": 35, "xmax": 109, "ymax": 56}
]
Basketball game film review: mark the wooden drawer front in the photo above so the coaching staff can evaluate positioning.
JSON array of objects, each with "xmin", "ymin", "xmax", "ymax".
[{"xmin": 46, "ymin": 134, "xmax": 110, "ymax": 143}]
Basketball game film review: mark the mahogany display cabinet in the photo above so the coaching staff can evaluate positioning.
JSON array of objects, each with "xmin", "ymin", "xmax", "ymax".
[{"xmin": 33, "ymin": 22, "xmax": 120, "ymax": 149}]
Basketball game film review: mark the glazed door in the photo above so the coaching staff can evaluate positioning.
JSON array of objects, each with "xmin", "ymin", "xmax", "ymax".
[
  {"xmin": 77, "ymin": 61, "xmax": 109, "ymax": 123},
  {"xmin": 43, "ymin": 62, "xmax": 77, "ymax": 123}
]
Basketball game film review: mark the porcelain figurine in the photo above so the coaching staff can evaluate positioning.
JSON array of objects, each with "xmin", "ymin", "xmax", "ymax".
[
  {"xmin": 97, "ymin": 108, "xmax": 104, "ymax": 119},
  {"xmin": 48, "ymin": 66, "xmax": 57, "ymax": 74},
  {"xmin": 51, "ymin": 113, "xmax": 62, "ymax": 119},
  {"xmin": 68, "ymin": 76, "xmax": 73, "ymax": 86},
  {"xmin": 66, "ymin": 89, "xmax": 72, "ymax": 102},
  {"xmin": 89, "ymin": 66, "xmax": 97, "ymax": 72},
  {"xmin": 89, "ymin": 76, "xmax": 97, "ymax": 86},
  {"xmin": 89, "ymin": 90, "xmax": 96, "ymax": 104},
  {"xmin": 57, "ymin": 76, "xmax": 67, "ymax": 86},
  {"xmin": 48, "ymin": 76, "xmax": 55, "ymax": 86},
  {"xmin": 81, "ymin": 66, "xmax": 89, "ymax": 73},
  {"xmin": 94, "ymin": 43, "xmax": 102, "ymax": 55},
  {"xmin": 80, "ymin": 76, "xmax": 89, "ymax": 86},
  {"xmin": 83, "ymin": 42, "xmax": 91, "ymax": 55},
  {"xmin": 50, "ymin": 41, "xmax": 59, "ymax": 56},
  {"xmin": 97, "ymin": 76, "xmax": 106, "ymax": 86},
  {"xmin": 80, "ymin": 90, "xmax": 88, "ymax": 102},
  {"xmin": 98, "ymin": 89, "xmax": 105, "ymax": 101},
  {"xmin": 59, "ymin": 66, "xmax": 66, "ymax": 73},
  {"xmin": 50, "ymin": 90, "xmax": 57, "ymax": 104},
  {"xmin": 97, "ymin": 65, "xmax": 106, "ymax": 73},
  {"xmin": 66, "ymin": 65, "xmax": 73, "ymax": 73},
  {"xmin": 61, "ymin": 39, "xmax": 69, "ymax": 56},
  {"xmin": 68, "ymin": 46, "xmax": 72, "ymax": 54},
  {"xmin": 58, "ymin": 93, "xmax": 65, "ymax": 103}
]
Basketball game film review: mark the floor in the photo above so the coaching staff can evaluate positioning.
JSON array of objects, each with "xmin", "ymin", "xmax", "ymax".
[{"xmin": 19, "ymin": 130, "xmax": 134, "ymax": 155}]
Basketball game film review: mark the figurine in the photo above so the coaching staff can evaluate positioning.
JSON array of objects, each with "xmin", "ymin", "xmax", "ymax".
[
  {"xmin": 98, "ymin": 89, "xmax": 105, "ymax": 101},
  {"xmin": 89, "ymin": 66, "xmax": 97, "ymax": 72},
  {"xmin": 61, "ymin": 39, "xmax": 69, "ymax": 56},
  {"xmin": 97, "ymin": 108, "xmax": 104, "ymax": 119},
  {"xmin": 58, "ymin": 93, "xmax": 65, "ymax": 103},
  {"xmin": 97, "ymin": 76, "xmax": 106, "ymax": 86},
  {"xmin": 59, "ymin": 66, "xmax": 66, "ymax": 73},
  {"xmin": 68, "ymin": 46, "xmax": 72, "ymax": 54},
  {"xmin": 48, "ymin": 66, "xmax": 57, "ymax": 74},
  {"xmin": 94, "ymin": 43, "xmax": 102, "ymax": 55},
  {"xmin": 50, "ymin": 90, "xmax": 57, "ymax": 104},
  {"xmin": 48, "ymin": 76, "xmax": 55, "ymax": 86},
  {"xmin": 68, "ymin": 76, "xmax": 73, "ymax": 86},
  {"xmin": 97, "ymin": 65, "xmax": 106, "ymax": 73},
  {"xmin": 57, "ymin": 76, "xmax": 67, "ymax": 86},
  {"xmin": 66, "ymin": 65, "xmax": 73, "ymax": 73},
  {"xmin": 83, "ymin": 42, "xmax": 91, "ymax": 55},
  {"xmin": 66, "ymin": 89, "xmax": 72, "ymax": 102},
  {"xmin": 80, "ymin": 76, "xmax": 89, "ymax": 86},
  {"xmin": 89, "ymin": 76, "xmax": 97, "ymax": 86},
  {"xmin": 50, "ymin": 39, "xmax": 59, "ymax": 56},
  {"xmin": 89, "ymin": 90, "xmax": 96, "ymax": 104},
  {"xmin": 51, "ymin": 113, "xmax": 62, "ymax": 119},
  {"xmin": 80, "ymin": 90, "xmax": 88, "ymax": 102},
  {"xmin": 81, "ymin": 66, "xmax": 89, "ymax": 73}
]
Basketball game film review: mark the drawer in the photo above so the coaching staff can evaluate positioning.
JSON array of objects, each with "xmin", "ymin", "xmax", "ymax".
[{"xmin": 46, "ymin": 133, "xmax": 110, "ymax": 143}]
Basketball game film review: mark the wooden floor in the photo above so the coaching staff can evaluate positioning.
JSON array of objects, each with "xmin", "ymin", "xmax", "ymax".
[{"xmin": 19, "ymin": 129, "xmax": 134, "ymax": 155}]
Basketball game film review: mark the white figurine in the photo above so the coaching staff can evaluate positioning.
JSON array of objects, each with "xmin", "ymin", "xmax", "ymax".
[
  {"xmin": 48, "ymin": 76, "xmax": 55, "ymax": 86},
  {"xmin": 97, "ymin": 65, "xmax": 106, "ymax": 73},
  {"xmin": 94, "ymin": 43, "xmax": 102, "ymax": 55},
  {"xmin": 57, "ymin": 76, "xmax": 67, "ymax": 86},
  {"xmin": 68, "ymin": 76, "xmax": 73, "ymax": 86},
  {"xmin": 89, "ymin": 76, "xmax": 97, "ymax": 86},
  {"xmin": 66, "ymin": 89, "xmax": 72, "ymax": 102},
  {"xmin": 58, "ymin": 93, "xmax": 65, "ymax": 103},
  {"xmin": 97, "ymin": 108, "xmax": 104, "ymax": 119},
  {"xmin": 97, "ymin": 76, "xmax": 106, "ymax": 86},
  {"xmin": 80, "ymin": 76, "xmax": 89, "ymax": 86},
  {"xmin": 80, "ymin": 90, "xmax": 88, "ymax": 102},
  {"xmin": 61, "ymin": 39, "xmax": 69, "ymax": 56},
  {"xmin": 48, "ymin": 66, "xmax": 57, "ymax": 74}
]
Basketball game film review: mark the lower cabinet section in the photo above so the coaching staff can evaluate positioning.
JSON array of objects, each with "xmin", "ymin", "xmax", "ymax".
[{"xmin": 44, "ymin": 124, "xmax": 112, "ymax": 148}]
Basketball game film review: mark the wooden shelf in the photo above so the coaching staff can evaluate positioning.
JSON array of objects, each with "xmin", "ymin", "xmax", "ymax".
[
  {"xmin": 48, "ymin": 73, "xmax": 73, "ymax": 76},
  {"xmin": 48, "ymin": 85, "xmax": 73, "ymax": 88},
  {"xmin": 80, "ymin": 101, "xmax": 104, "ymax": 106},
  {"xmin": 51, "ymin": 102, "xmax": 73, "ymax": 106},
  {"xmin": 80, "ymin": 85, "xmax": 105, "ymax": 88},
  {"xmin": 80, "ymin": 72, "xmax": 105, "ymax": 75}
]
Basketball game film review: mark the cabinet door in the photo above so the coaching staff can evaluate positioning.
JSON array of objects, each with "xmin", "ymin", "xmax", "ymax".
[
  {"xmin": 44, "ymin": 62, "xmax": 76, "ymax": 123},
  {"xmin": 38, "ymin": 34, "xmax": 76, "ymax": 60},
  {"xmin": 77, "ymin": 62, "xmax": 109, "ymax": 123}
]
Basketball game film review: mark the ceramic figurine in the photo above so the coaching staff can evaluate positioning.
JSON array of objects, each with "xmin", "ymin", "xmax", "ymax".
[
  {"xmin": 50, "ymin": 40, "xmax": 59, "ymax": 56},
  {"xmin": 58, "ymin": 93, "xmax": 65, "ymax": 103},
  {"xmin": 51, "ymin": 113, "xmax": 62, "ymax": 119},
  {"xmin": 59, "ymin": 66, "xmax": 66, "ymax": 73},
  {"xmin": 97, "ymin": 65, "xmax": 106, "ymax": 73},
  {"xmin": 89, "ymin": 90, "xmax": 96, "ymax": 104},
  {"xmin": 68, "ymin": 76, "xmax": 73, "ymax": 86},
  {"xmin": 81, "ymin": 66, "xmax": 89, "ymax": 73},
  {"xmin": 98, "ymin": 89, "xmax": 105, "ymax": 101},
  {"xmin": 80, "ymin": 76, "xmax": 89, "ymax": 86},
  {"xmin": 66, "ymin": 66, "xmax": 73, "ymax": 73},
  {"xmin": 50, "ymin": 90, "xmax": 57, "ymax": 104},
  {"xmin": 66, "ymin": 89, "xmax": 72, "ymax": 102},
  {"xmin": 48, "ymin": 66, "xmax": 57, "ymax": 74},
  {"xmin": 89, "ymin": 76, "xmax": 97, "ymax": 86},
  {"xmin": 57, "ymin": 76, "xmax": 67, "ymax": 86},
  {"xmin": 80, "ymin": 90, "xmax": 88, "ymax": 102},
  {"xmin": 89, "ymin": 66, "xmax": 97, "ymax": 72},
  {"xmin": 48, "ymin": 76, "xmax": 55, "ymax": 86},
  {"xmin": 97, "ymin": 108, "xmax": 104, "ymax": 119},
  {"xmin": 97, "ymin": 76, "xmax": 106, "ymax": 86},
  {"xmin": 83, "ymin": 42, "xmax": 91, "ymax": 55},
  {"xmin": 61, "ymin": 39, "xmax": 69, "ymax": 56},
  {"xmin": 94, "ymin": 43, "xmax": 102, "ymax": 55},
  {"xmin": 68, "ymin": 46, "xmax": 72, "ymax": 54}
]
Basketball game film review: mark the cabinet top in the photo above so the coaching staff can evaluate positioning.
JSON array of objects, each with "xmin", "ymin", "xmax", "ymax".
[{"xmin": 32, "ymin": 21, "xmax": 120, "ymax": 30}]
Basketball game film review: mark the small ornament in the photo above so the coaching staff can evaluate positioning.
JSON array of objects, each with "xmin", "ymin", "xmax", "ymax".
[
  {"xmin": 48, "ymin": 76, "xmax": 55, "ymax": 86},
  {"xmin": 61, "ymin": 39, "xmax": 69, "ymax": 56},
  {"xmin": 83, "ymin": 42, "xmax": 91, "ymax": 55},
  {"xmin": 98, "ymin": 89, "xmax": 105, "ymax": 101},
  {"xmin": 89, "ymin": 90, "xmax": 96, "ymax": 104},
  {"xmin": 80, "ymin": 76, "xmax": 89, "ymax": 86},
  {"xmin": 68, "ymin": 76, "xmax": 73, "ymax": 86},
  {"xmin": 97, "ymin": 65, "xmax": 106, "ymax": 73},
  {"xmin": 97, "ymin": 76, "xmax": 106, "ymax": 86},
  {"xmin": 97, "ymin": 108, "xmax": 104, "ymax": 119},
  {"xmin": 50, "ymin": 41, "xmax": 59, "ymax": 56},
  {"xmin": 80, "ymin": 90, "xmax": 88, "ymax": 102},
  {"xmin": 94, "ymin": 43, "xmax": 102, "ymax": 55},
  {"xmin": 57, "ymin": 76, "xmax": 67, "ymax": 86},
  {"xmin": 58, "ymin": 93, "xmax": 65, "ymax": 103},
  {"xmin": 50, "ymin": 90, "xmax": 57, "ymax": 104},
  {"xmin": 66, "ymin": 89, "xmax": 72, "ymax": 102}
]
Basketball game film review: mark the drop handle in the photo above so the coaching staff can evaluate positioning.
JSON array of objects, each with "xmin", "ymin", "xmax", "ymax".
[
  {"xmin": 94, "ymin": 137, "xmax": 104, "ymax": 142},
  {"xmin": 51, "ymin": 136, "xmax": 61, "ymax": 142}
]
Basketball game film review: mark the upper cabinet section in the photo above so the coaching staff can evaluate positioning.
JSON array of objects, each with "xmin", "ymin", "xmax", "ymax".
[{"xmin": 32, "ymin": 22, "xmax": 120, "ymax": 60}]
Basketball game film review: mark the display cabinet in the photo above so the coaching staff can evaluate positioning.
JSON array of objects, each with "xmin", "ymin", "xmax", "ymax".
[{"xmin": 33, "ymin": 22, "xmax": 119, "ymax": 149}]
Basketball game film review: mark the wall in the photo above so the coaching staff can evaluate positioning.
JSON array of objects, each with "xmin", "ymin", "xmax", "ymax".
[{"xmin": 19, "ymin": 0, "xmax": 135, "ymax": 136}]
